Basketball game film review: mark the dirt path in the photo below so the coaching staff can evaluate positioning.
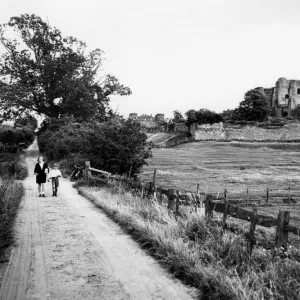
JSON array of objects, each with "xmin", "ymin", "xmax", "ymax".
[{"xmin": 0, "ymin": 141, "xmax": 199, "ymax": 300}]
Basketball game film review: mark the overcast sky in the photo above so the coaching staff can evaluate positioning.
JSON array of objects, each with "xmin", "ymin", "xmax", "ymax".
[{"xmin": 1, "ymin": 0, "xmax": 300, "ymax": 118}]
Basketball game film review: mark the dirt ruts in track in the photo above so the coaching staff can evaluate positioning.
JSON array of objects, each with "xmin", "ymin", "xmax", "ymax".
[{"xmin": 0, "ymin": 141, "xmax": 199, "ymax": 300}]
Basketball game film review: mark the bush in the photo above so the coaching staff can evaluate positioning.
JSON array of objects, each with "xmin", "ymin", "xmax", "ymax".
[
  {"xmin": 38, "ymin": 118, "xmax": 152, "ymax": 177},
  {"xmin": 0, "ymin": 125, "xmax": 35, "ymax": 146}
]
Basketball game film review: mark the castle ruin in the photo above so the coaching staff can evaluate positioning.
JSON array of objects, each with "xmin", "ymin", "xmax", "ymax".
[
  {"xmin": 129, "ymin": 113, "xmax": 165, "ymax": 128},
  {"xmin": 263, "ymin": 77, "xmax": 300, "ymax": 117}
]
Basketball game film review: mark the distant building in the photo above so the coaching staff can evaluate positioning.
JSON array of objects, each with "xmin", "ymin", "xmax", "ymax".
[
  {"xmin": 129, "ymin": 113, "xmax": 165, "ymax": 128},
  {"xmin": 262, "ymin": 77, "xmax": 300, "ymax": 117}
]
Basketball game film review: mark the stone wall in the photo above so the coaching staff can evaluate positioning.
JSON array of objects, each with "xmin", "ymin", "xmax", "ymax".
[
  {"xmin": 192, "ymin": 122, "xmax": 300, "ymax": 141},
  {"xmin": 192, "ymin": 122, "xmax": 226, "ymax": 140}
]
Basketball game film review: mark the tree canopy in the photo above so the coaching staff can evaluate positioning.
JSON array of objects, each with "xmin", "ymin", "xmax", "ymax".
[
  {"xmin": 172, "ymin": 110, "xmax": 184, "ymax": 123},
  {"xmin": 233, "ymin": 88, "xmax": 271, "ymax": 122},
  {"xmin": 185, "ymin": 108, "xmax": 223, "ymax": 125},
  {"xmin": 0, "ymin": 14, "xmax": 131, "ymax": 122}
]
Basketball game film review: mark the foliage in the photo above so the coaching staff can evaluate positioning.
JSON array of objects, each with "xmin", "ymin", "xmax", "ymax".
[
  {"xmin": 14, "ymin": 112, "xmax": 38, "ymax": 130},
  {"xmin": 0, "ymin": 179, "xmax": 24, "ymax": 253},
  {"xmin": 185, "ymin": 108, "xmax": 223, "ymax": 125},
  {"xmin": 220, "ymin": 109, "xmax": 235, "ymax": 122},
  {"xmin": 38, "ymin": 118, "xmax": 152, "ymax": 177},
  {"xmin": 172, "ymin": 110, "xmax": 184, "ymax": 123},
  {"xmin": 0, "ymin": 125, "xmax": 35, "ymax": 146},
  {"xmin": 0, "ymin": 14, "xmax": 131, "ymax": 122},
  {"xmin": 234, "ymin": 88, "xmax": 271, "ymax": 121}
]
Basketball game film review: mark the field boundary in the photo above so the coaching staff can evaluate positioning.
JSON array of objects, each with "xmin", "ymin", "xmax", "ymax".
[{"xmin": 82, "ymin": 162, "xmax": 300, "ymax": 255}]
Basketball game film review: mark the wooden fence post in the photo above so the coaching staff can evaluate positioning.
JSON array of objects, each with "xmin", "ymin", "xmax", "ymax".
[
  {"xmin": 149, "ymin": 182, "xmax": 153, "ymax": 197},
  {"xmin": 197, "ymin": 183, "xmax": 200, "ymax": 195},
  {"xmin": 224, "ymin": 188, "xmax": 227, "ymax": 201},
  {"xmin": 159, "ymin": 188, "xmax": 163, "ymax": 205},
  {"xmin": 205, "ymin": 195, "xmax": 213, "ymax": 219},
  {"xmin": 152, "ymin": 169, "xmax": 157, "ymax": 191},
  {"xmin": 248, "ymin": 206, "xmax": 257, "ymax": 255},
  {"xmin": 141, "ymin": 182, "xmax": 144, "ymax": 198},
  {"xmin": 175, "ymin": 190, "xmax": 180, "ymax": 220},
  {"xmin": 85, "ymin": 161, "xmax": 91, "ymax": 181},
  {"xmin": 288, "ymin": 187, "xmax": 291, "ymax": 203},
  {"xmin": 222, "ymin": 198, "xmax": 228, "ymax": 229},
  {"xmin": 128, "ymin": 164, "xmax": 132, "ymax": 179},
  {"xmin": 246, "ymin": 186, "xmax": 249, "ymax": 205},
  {"xmin": 275, "ymin": 210, "xmax": 290, "ymax": 251},
  {"xmin": 266, "ymin": 188, "xmax": 269, "ymax": 204},
  {"xmin": 167, "ymin": 189, "xmax": 175, "ymax": 211},
  {"xmin": 153, "ymin": 186, "xmax": 157, "ymax": 201}
]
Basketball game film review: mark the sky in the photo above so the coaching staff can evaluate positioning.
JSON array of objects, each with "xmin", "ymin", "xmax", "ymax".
[{"xmin": 1, "ymin": 0, "xmax": 300, "ymax": 119}]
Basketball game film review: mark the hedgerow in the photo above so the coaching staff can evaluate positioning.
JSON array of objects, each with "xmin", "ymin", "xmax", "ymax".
[{"xmin": 37, "ymin": 117, "xmax": 152, "ymax": 177}]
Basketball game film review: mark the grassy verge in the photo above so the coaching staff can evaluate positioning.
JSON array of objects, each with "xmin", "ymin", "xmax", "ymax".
[
  {"xmin": 0, "ymin": 150, "xmax": 28, "ymax": 256},
  {"xmin": 75, "ymin": 183, "xmax": 300, "ymax": 300},
  {"xmin": 0, "ymin": 179, "xmax": 24, "ymax": 255}
]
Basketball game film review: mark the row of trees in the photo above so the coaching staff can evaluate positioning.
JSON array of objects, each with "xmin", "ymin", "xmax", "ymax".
[
  {"xmin": 176, "ymin": 87, "xmax": 300, "ymax": 125},
  {"xmin": 221, "ymin": 88, "xmax": 300, "ymax": 122}
]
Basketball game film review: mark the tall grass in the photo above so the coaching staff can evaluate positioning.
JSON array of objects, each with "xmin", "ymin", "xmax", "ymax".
[
  {"xmin": 0, "ymin": 179, "xmax": 24, "ymax": 254},
  {"xmin": 76, "ymin": 183, "xmax": 300, "ymax": 299}
]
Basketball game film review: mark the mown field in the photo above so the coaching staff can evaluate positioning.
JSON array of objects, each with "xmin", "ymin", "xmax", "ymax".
[{"xmin": 141, "ymin": 141, "xmax": 300, "ymax": 230}]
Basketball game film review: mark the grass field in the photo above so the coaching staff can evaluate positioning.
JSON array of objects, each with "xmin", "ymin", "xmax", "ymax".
[{"xmin": 141, "ymin": 141, "xmax": 300, "ymax": 230}]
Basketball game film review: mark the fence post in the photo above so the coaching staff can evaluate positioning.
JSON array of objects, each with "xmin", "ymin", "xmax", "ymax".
[
  {"xmin": 275, "ymin": 210, "xmax": 290, "ymax": 251},
  {"xmin": 248, "ymin": 206, "xmax": 257, "ymax": 255},
  {"xmin": 152, "ymin": 169, "xmax": 157, "ymax": 190},
  {"xmin": 205, "ymin": 195, "xmax": 213, "ymax": 219},
  {"xmin": 175, "ymin": 190, "xmax": 180, "ymax": 220},
  {"xmin": 266, "ymin": 188, "xmax": 269, "ymax": 204},
  {"xmin": 288, "ymin": 187, "xmax": 291, "ymax": 203},
  {"xmin": 153, "ymin": 185, "xmax": 157, "ymax": 201},
  {"xmin": 167, "ymin": 189, "xmax": 175, "ymax": 211},
  {"xmin": 246, "ymin": 186, "xmax": 249, "ymax": 205},
  {"xmin": 141, "ymin": 182, "xmax": 144, "ymax": 198},
  {"xmin": 159, "ymin": 188, "xmax": 163, "ymax": 205},
  {"xmin": 149, "ymin": 182, "xmax": 153, "ymax": 197},
  {"xmin": 85, "ymin": 161, "xmax": 91, "ymax": 181},
  {"xmin": 222, "ymin": 198, "xmax": 228, "ymax": 229},
  {"xmin": 224, "ymin": 188, "xmax": 227, "ymax": 201},
  {"xmin": 128, "ymin": 164, "xmax": 132, "ymax": 179}
]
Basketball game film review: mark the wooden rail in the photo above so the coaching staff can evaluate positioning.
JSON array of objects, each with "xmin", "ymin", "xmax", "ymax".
[
  {"xmin": 82, "ymin": 162, "xmax": 300, "ymax": 254},
  {"xmin": 205, "ymin": 197, "xmax": 299, "ymax": 253}
]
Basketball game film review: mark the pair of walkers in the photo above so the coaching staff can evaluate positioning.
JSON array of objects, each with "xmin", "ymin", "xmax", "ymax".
[{"xmin": 34, "ymin": 156, "xmax": 62, "ymax": 197}]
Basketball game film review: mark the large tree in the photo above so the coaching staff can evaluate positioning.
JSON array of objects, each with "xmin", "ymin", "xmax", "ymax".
[
  {"xmin": 0, "ymin": 14, "xmax": 131, "ymax": 122},
  {"xmin": 235, "ymin": 88, "xmax": 271, "ymax": 121}
]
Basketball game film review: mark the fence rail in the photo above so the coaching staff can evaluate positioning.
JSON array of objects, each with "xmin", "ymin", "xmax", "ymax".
[{"xmin": 83, "ymin": 163, "xmax": 300, "ymax": 255}]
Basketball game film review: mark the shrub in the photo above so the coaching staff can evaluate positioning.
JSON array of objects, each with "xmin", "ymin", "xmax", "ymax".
[
  {"xmin": 0, "ymin": 126, "xmax": 35, "ymax": 146},
  {"xmin": 38, "ymin": 118, "xmax": 152, "ymax": 177}
]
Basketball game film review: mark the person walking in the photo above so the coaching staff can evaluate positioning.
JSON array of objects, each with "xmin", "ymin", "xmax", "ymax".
[
  {"xmin": 47, "ymin": 163, "xmax": 62, "ymax": 196},
  {"xmin": 34, "ymin": 156, "xmax": 49, "ymax": 197}
]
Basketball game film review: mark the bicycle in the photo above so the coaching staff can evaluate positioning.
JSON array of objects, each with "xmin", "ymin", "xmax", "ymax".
[{"xmin": 70, "ymin": 164, "xmax": 84, "ymax": 182}]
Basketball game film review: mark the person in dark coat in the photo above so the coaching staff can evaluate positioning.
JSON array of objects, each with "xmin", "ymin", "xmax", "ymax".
[{"xmin": 34, "ymin": 156, "xmax": 49, "ymax": 197}]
